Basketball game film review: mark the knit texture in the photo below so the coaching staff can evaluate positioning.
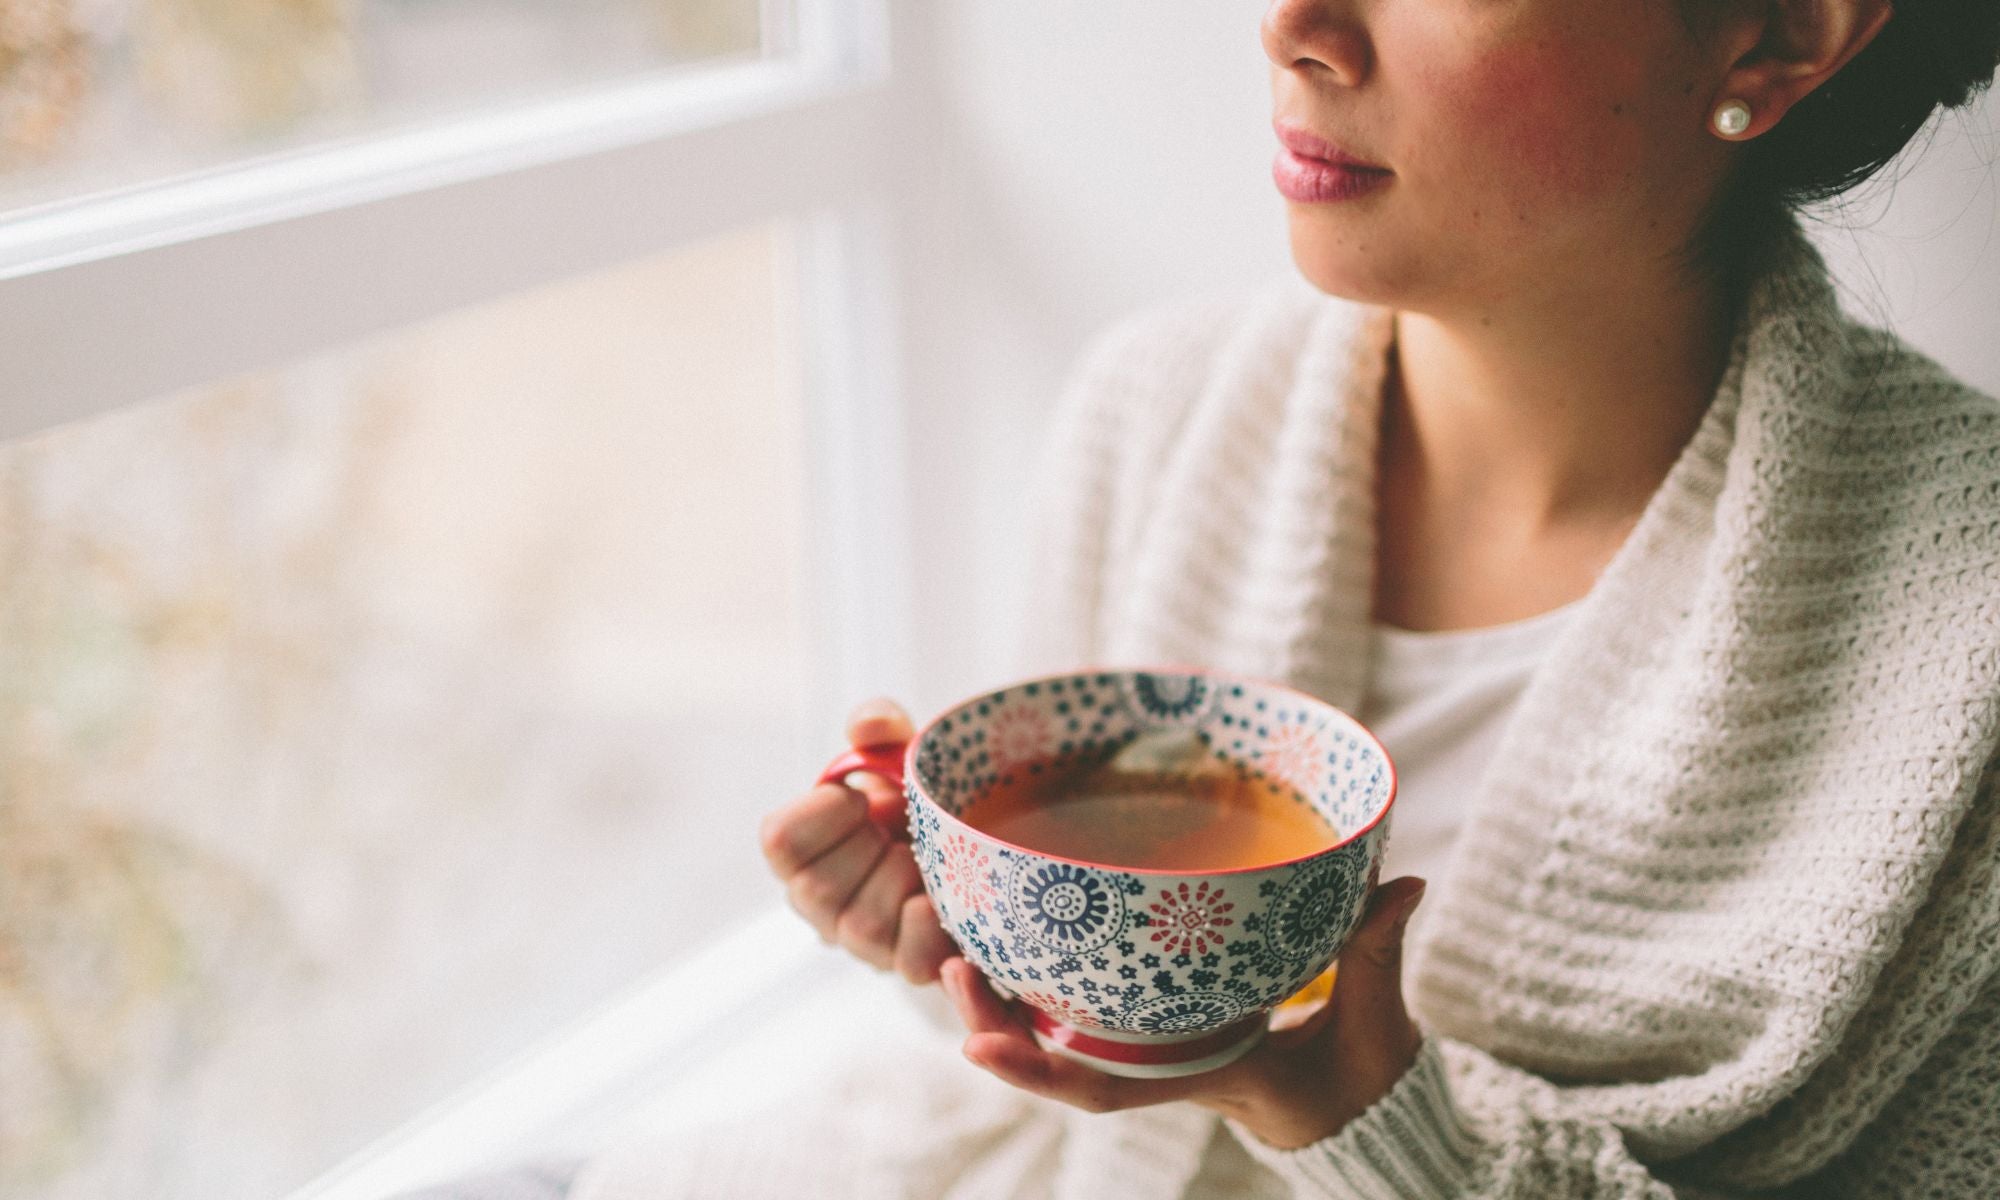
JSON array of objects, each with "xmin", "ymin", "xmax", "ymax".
[
  {"xmin": 574, "ymin": 214, "xmax": 2000, "ymax": 1198},
  {"xmin": 1018, "ymin": 213, "xmax": 2000, "ymax": 1197}
]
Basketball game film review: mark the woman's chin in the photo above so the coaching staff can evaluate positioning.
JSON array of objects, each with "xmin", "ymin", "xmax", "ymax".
[
  {"xmin": 1283, "ymin": 219, "xmax": 1401, "ymax": 303},
  {"xmin": 1288, "ymin": 257, "xmax": 1407, "ymax": 309}
]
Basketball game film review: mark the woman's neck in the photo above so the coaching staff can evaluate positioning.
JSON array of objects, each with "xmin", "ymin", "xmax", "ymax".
[{"xmin": 1385, "ymin": 267, "xmax": 1738, "ymax": 533}]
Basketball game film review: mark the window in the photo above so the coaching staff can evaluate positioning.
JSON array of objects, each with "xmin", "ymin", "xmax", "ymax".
[
  {"xmin": 1, "ymin": 0, "xmax": 778, "ymax": 214},
  {"xmin": 0, "ymin": 2, "xmax": 910, "ymax": 1197}
]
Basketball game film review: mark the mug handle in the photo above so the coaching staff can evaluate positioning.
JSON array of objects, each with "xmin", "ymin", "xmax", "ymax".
[
  {"xmin": 817, "ymin": 742, "xmax": 912, "ymax": 832},
  {"xmin": 817, "ymin": 741, "xmax": 908, "ymax": 790}
]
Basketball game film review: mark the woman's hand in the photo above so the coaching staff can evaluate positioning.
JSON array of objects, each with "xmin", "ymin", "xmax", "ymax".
[
  {"xmin": 939, "ymin": 875, "xmax": 1429, "ymax": 1151},
  {"xmin": 759, "ymin": 698, "xmax": 958, "ymax": 985}
]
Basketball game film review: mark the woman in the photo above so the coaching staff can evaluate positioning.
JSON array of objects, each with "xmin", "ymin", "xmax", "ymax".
[{"xmin": 568, "ymin": 0, "xmax": 2000, "ymax": 1196}]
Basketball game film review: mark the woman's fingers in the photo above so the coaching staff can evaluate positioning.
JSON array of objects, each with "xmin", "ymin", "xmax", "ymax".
[
  {"xmin": 759, "ymin": 783, "xmax": 869, "ymax": 877},
  {"xmin": 940, "ymin": 958, "xmax": 1024, "ymax": 1035},
  {"xmin": 842, "ymin": 699, "xmax": 916, "ymax": 828},
  {"xmin": 941, "ymin": 960, "xmax": 1085, "ymax": 1093},
  {"xmin": 762, "ymin": 697, "xmax": 931, "ymax": 973},
  {"xmin": 770, "ymin": 794, "xmax": 933, "ymax": 971},
  {"xmin": 766, "ymin": 697, "xmax": 924, "ymax": 968},
  {"xmin": 971, "ymin": 1027, "xmax": 1211, "ymax": 1115},
  {"xmin": 784, "ymin": 823, "xmax": 888, "ymax": 942},
  {"xmin": 893, "ymin": 892, "xmax": 957, "ymax": 985},
  {"xmin": 940, "ymin": 960, "xmax": 1199, "ymax": 1114},
  {"xmin": 845, "ymin": 697, "xmax": 914, "ymax": 751},
  {"xmin": 836, "ymin": 844, "xmax": 924, "ymax": 970}
]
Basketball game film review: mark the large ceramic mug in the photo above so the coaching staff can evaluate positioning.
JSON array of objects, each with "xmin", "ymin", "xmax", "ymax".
[{"xmin": 818, "ymin": 667, "xmax": 1396, "ymax": 1079}]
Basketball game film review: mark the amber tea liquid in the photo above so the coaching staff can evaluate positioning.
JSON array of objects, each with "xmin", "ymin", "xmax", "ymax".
[{"xmin": 960, "ymin": 754, "xmax": 1339, "ymax": 871}]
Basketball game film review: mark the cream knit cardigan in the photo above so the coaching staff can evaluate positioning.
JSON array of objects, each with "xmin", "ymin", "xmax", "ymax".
[{"xmin": 575, "ymin": 218, "xmax": 2000, "ymax": 1199}]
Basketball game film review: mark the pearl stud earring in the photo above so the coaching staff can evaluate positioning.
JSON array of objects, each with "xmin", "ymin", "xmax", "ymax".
[{"xmin": 1713, "ymin": 99, "xmax": 1753, "ymax": 137}]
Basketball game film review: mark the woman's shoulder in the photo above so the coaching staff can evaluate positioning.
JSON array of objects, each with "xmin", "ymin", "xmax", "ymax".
[
  {"xmin": 1052, "ymin": 275, "xmax": 1371, "ymax": 472},
  {"xmin": 1818, "ymin": 321, "xmax": 2000, "ymax": 551},
  {"xmin": 1740, "ymin": 248, "xmax": 1999, "ymax": 544},
  {"xmin": 1748, "ymin": 314, "xmax": 2000, "ymax": 665},
  {"xmin": 1842, "ymin": 322, "xmax": 2000, "ymax": 434}
]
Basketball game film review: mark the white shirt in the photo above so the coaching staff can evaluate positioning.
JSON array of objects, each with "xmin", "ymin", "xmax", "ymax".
[{"xmin": 1358, "ymin": 600, "xmax": 1582, "ymax": 890}]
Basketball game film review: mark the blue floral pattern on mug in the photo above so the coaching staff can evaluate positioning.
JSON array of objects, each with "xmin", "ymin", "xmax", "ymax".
[
  {"xmin": 1119, "ymin": 672, "xmax": 1217, "ymax": 725},
  {"xmin": 1126, "ymin": 991, "xmax": 1247, "ymax": 1034},
  {"xmin": 1008, "ymin": 859, "xmax": 1126, "ymax": 954},
  {"xmin": 904, "ymin": 668, "xmax": 1395, "ymax": 1043},
  {"xmin": 1259, "ymin": 838, "xmax": 1373, "ymax": 967}
]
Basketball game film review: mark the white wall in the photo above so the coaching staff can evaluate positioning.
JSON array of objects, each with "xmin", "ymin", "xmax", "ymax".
[
  {"xmin": 884, "ymin": 1, "xmax": 1999, "ymax": 711},
  {"xmin": 1809, "ymin": 105, "xmax": 2000, "ymax": 388},
  {"xmin": 885, "ymin": 2, "xmax": 1293, "ymax": 713}
]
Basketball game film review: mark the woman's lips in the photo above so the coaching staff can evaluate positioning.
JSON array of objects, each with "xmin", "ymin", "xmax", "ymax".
[
  {"xmin": 1271, "ymin": 121, "xmax": 1391, "ymax": 203},
  {"xmin": 1272, "ymin": 122, "xmax": 1384, "ymax": 169},
  {"xmin": 1272, "ymin": 148, "xmax": 1392, "ymax": 203}
]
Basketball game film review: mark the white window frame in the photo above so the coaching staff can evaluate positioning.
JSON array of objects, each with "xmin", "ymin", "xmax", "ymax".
[
  {"xmin": 0, "ymin": 0, "xmax": 918, "ymax": 1191},
  {"xmin": 0, "ymin": 0, "xmax": 914, "ymax": 722}
]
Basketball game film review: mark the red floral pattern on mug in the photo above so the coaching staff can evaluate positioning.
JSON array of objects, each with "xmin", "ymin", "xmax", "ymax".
[
  {"xmin": 1147, "ymin": 880, "xmax": 1236, "ymax": 957},
  {"xmin": 1014, "ymin": 990, "xmax": 1107, "ymax": 1029},
  {"xmin": 1255, "ymin": 720, "xmax": 1326, "ymax": 796},
  {"xmin": 988, "ymin": 704, "xmax": 1054, "ymax": 772},
  {"xmin": 943, "ymin": 833, "xmax": 996, "ymax": 914},
  {"xmin": 876, "ymin": 668, "xmax": 1396, "ymax": 1076}
]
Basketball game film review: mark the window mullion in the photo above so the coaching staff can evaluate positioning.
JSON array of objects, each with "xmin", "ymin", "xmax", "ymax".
[{"xmin": 1, "ymin": 76, "xmax": 897, "ymax": 441}]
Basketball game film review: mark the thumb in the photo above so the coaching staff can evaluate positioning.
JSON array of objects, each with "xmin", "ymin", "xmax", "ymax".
[
  {"xmin": 1272, "ymin": 876, "xmax": 1424, "ymax": 1106},
  {"xmin": 846, "ymin": 697, "xmax": 914, "ymax": 750},
  {"xmin": 1333, "ymin": 875, "xmax": 1426, "ymax": 1015},
  {"xmin": 845, "ymin": 697, "xmax": 915, "ymax": 824}
]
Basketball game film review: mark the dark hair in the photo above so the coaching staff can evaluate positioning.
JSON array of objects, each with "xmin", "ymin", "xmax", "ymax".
[{"xmin": 1683, "ymin": 0, "xmax": 2000, "ymax": 284}]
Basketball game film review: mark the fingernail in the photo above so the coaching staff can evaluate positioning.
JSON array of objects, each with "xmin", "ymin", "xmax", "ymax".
[
  {"xmin": 855, "ymin": 698, "xmax": 901, "ymax": 721},
  {"xmin": 1395, "ymin": 882, "xmax": 1428, "ymax": 934}
]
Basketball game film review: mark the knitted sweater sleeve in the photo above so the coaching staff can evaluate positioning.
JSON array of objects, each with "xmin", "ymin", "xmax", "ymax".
[
  {"xmin": 1222, "ymin": 997, "xmax": 2000, "ymax": 1200},
  {"xmin": 1220, "ymin": 1035, "xmax": 1682, "ymax": 1200},
  {"xmin": 1217, "ymin": 755, "xmax": 2000, "ymax": 1200},
  {"xmin": 1224, "ymin": 1032, "xmax": 1680, "ymax": 1200}
]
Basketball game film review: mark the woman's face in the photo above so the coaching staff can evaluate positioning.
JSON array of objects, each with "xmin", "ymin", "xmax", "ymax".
[{"xmin": 1264, "ymin": 0, "xmax": 1737, "ymax": 315}]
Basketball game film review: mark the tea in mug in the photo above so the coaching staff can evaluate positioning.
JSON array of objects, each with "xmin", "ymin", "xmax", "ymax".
[{"xmin": 961, "ymin": 736, "xmax": 1339, "ymax": 871}]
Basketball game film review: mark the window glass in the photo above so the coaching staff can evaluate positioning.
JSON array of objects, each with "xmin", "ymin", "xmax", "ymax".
[
  {"xmin": 0, "ymin": 0, "xmax": 781, "ymax": 214},
  {"xmin": 0, "ymin": 219, "xmax": 815, "ymax": 1199}
]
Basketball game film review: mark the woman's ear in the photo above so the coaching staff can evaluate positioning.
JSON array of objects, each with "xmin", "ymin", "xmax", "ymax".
[{"xmin": 1709, "ymin": 0, "xmax": 1895, "ymax": 139}]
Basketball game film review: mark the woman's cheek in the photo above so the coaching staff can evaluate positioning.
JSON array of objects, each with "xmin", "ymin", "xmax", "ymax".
[{"xmin": 1416, "ymin": 40, "xmax": 1639, "ymax": 228}]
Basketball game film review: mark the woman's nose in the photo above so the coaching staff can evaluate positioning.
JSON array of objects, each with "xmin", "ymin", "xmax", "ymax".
[{"xmin": 1260, "ymin": 0, "xmax": 1372, "ymax": 87}]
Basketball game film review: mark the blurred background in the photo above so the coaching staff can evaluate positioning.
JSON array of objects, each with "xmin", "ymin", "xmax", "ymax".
[{"xmin": 0, "ymin": 2, "xmax": 1993, "ymax": 1197}]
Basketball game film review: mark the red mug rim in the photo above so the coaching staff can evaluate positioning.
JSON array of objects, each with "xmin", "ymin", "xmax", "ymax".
[{"xmin": 896, "ymin": 662, "xmax": 1398, "ymax": 878}]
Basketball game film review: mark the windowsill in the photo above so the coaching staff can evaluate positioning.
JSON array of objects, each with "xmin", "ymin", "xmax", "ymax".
[{"xmin": 281, "ymin": 904, "xmax": 938, "ymax": 1200}]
